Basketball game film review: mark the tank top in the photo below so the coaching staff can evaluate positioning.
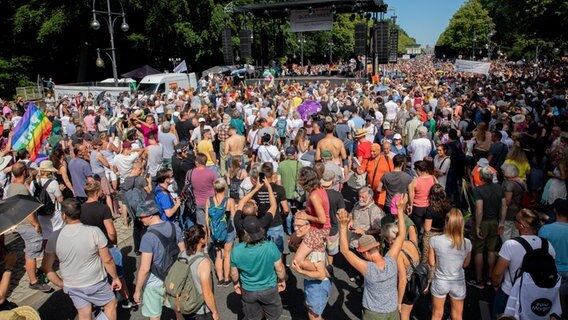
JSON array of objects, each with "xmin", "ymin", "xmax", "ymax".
[
  {"xmin": 307, "ymin": 188, "xmax": 331, "ymax": 229},
  {"xmin": 414, "ymin": 175, "xmax": 436, "ymax": 208},
  {"xmin": 90, "ymin": 150, "xmax": 106, "ymax": 174},
  {"xmin": 184, "ymin": 251, "xmax": 208, "ymax": 315}
]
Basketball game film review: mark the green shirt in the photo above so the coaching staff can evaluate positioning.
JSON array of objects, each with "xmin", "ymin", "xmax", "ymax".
[
  {"xmin": 230, "ymin": 240, "xmax": 280, "ymax": 292},
  {"xmin": 277, "ymin": 159, "xmax": 302, "ymax": 199}
]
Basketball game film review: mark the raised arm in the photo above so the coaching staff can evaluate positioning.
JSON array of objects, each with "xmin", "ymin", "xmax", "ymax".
[
  {"xmin": 387, "ymin": 193, "xmax": 407, "ymax": 259},
  {"xmin": 338, "ymin": 210, "xmax": 369, "ymax": 276}
]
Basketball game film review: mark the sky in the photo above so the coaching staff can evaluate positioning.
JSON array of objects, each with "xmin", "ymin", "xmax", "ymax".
[{"xmin": 386, "ymin": 0, "xmax": 466, "ymax": 47}]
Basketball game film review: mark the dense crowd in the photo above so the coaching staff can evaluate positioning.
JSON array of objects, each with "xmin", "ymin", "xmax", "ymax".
[{"xmin": 0, "ymin": 55, "xmax": 566, "ymax": 320}]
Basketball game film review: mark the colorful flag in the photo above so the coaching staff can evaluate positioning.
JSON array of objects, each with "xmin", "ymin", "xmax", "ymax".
[
  {"xmin": 11, "ymin": 103, "xmax": 52, "ymax": 161},
  {"xmin": 173, "ymin": 60, "xmax": 188, "ymax": 73}
]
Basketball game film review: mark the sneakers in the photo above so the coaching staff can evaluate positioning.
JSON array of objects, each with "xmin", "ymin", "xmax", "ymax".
[
  {"xmin": 467, "ymin": 279, "xmax": 485, "ymax": 289},
  {"xmin": 29, "ymin": 282, "xmax": 53, "ymax": 293},
  {"xmin": 217, "ymin": 280, "xmax": 231, "ymax": 287},
  {"xmin": 120, "ymin": 299, "xmax": 135, "ymax": 309}
]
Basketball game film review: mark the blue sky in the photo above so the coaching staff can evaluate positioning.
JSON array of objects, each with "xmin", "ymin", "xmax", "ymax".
[{"xmin": 386, "ymin": 0, "xmax": 466, "ymax": 47}]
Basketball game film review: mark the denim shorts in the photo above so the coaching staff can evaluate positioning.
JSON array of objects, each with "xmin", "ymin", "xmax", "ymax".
[
  {"xmin": 267, "ymin": 225, "xmax": 285, "ymax": 253},
  {"xmin": 109, "ymin": 247, "xmax": 124, "ymax": 278},
  {"xmin": 304, "ymin": 278, "xmax": 331, "ymax": 316},
  {"xmin": 431, "ymin": 278, "xmax": 466, "ymax": 300},
  {"xmin": 326, "ymin": 233, "xmax": 339, "ymax": 256}
]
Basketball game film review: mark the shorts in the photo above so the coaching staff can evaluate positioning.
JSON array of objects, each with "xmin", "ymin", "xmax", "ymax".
[
  {"xmin": 241, "ymin": 287, "xmax": 282, "ymax": 320},
  {"xmin": 560, "ymin": 271, "xmax": 568, "ymax": 295},
  {"xmin": 16, "ymin": 225, "xmax": 43, "ymax": 260},
  {"xmin": 326, "ymin": 233, "xmax": 339, "ymax": 256},
  {"xmin": 142, "ymin": 285, "xmax": 166, "ymax": 318},
  {"xmin": 362, "ymin": 308, "xmax": 400, "ymax": 320},
  {"xmin": 195, "ymin": 207, "xmax": 206, "ymax": 227},
  {"xmin": 94, "ymin": 173, "xmax": 112, "ymax": 196},
  {"xmin": 304, "ymin": 227, "xmax": 330, "ymax": 253},
  {"xmin": 267, "ymin": 225, "xmax": 285, "ymax": 253},
  {"xmin": 472, "ymin": 219, "xmax": 499, "ymax": 254},
  {"xmin": 304, "ymin": 278, "xmax": 331, "ymax": 316},
  {"xmin": 109, "ymin": 247, "xmax": 124, "ymax": 278},
  {"xmin": 430, "ymin": 279, "xmax": 467, "ymax": 300},
  {"xmin": 63, "ymin": 279, "xmax": 115, "ymax": 310},
  {"xmin": 212, "ymin": 230, "xmax": 236, "ymax": 249}
]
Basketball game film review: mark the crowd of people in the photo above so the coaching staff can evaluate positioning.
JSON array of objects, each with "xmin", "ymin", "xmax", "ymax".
[{"xmin": 0, "ymin": 55, "xmax": 566, "ymax": 320}]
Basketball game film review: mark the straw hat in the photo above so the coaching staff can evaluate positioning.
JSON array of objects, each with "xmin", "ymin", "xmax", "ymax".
[
  {"xmin": 0, "ymin": 306, "xmax": 41, "ymax": 320},
  {"xmin": 354, "ymin": 128, "xmax": 367, "ymax": 138},
  {"xmin": 38, "ymin": 160, "xmax": 58, "ymax": 172},
  {"xmin": 0, "ymin": 155, "xmax": 11, "ymax": 171},
  {"xmin": 511, "ymin": 114, "xmax": 525, "ymax": 124},
  {"xmin": 356, "ymin": 235, "xmax": 381, "ymax": 253}
]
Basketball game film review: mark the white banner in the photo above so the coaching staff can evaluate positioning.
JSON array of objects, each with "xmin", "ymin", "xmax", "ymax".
[
  {"xmin": 454, "ymin": 59, "xmax": 491, "ymax": 75},
  {"xmin": 290, "ymin": 8, "xmax": 333, "ymax": 32}
]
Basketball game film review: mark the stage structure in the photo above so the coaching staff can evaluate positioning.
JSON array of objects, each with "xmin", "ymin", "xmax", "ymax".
[{"xmin": 232, "ymin": 0, "xmax": 393, "ymax": 77}]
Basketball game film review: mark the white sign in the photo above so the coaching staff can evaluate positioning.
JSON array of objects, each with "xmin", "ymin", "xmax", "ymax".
[
  {"xmin": 454, "ymin": 59, "xmax": 491, "ymax": 74},
  {"xmin": 290, "ymin": 8, "xmax": 333, "ymax": 32},
  {"xmin": 402, "ymin": 54, "xmax": 411, "ymax": 60}
]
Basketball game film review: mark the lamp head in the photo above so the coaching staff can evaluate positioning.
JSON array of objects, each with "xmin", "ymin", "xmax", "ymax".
[
  {"xmin": 121, "ymin": 21, "xmax": 129, "ymax": 32},
  {"xmin": 96, "ymin": 57, "xmax": 105, "ymax": 68},
  {"xmin": 90, "ymin": 19, "xmax": 101, "ymax": 30}
]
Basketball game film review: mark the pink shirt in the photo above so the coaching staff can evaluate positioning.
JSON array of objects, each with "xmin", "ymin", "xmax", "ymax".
[
  {"xmin": 140, "ymin": 123, "xmax": 158, "ymax": 146},
  {"xmin": 307, "ymin": 188, "xmax": 331, "ymax": 229},
  {"xmin": 414, "ymin": 175, "xmax": 437, "ymax": 208},
  {"xmin": 84, "ymin": 115, "xmax": 96, "ymax": 133},
  {"xmin": 190, "ymin": 168, "xmax": 216, "ymax": 207}
]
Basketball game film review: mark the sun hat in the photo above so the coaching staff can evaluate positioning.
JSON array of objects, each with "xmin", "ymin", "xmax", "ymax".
[
  {"xmin": 511, "ymin": 114, "xmax": 525, "ymax": 123},
  {"xmin": 135, "ymin": 200, "xmax": 161, "ymax": 218},
  {"xmin": 38, "ymin": 160, "xmax": 58, "ymax": 172},
  {"xmin": 0, "ymin": 306, "xmax": 41, "ymax": 320},
  {"xmin": 320, "ymin": 170, "xmax": 336, "ymax": 188},
  {"xmin": 477, "ymin": 158, "xmax": 489, "ymax": 168},
  {"xmin": 356, "ymin": 234, "xmax": 381, "ymax": 253},
  {"xmin": 0, "ymin": 155, "xmax": 11, "ymax": 171},
  {"xmin": 354, "ymin": 128, "xmax": 367, "ymax": 138},
  {"xmin": 243, "ymin": 216, "xmax": 264, "ymax": 241}
]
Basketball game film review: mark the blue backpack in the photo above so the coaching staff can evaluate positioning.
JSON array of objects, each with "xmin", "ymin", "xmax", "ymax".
[
  {"xmin": 275, "ymin": 118, "xmax": 287, "ymax": 139},
  {"xmin": 208, "ymin": 197, "xmax": 230, "ymax": 244}
]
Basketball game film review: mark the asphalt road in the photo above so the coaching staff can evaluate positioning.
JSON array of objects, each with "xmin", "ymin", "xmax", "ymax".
[{"xmin": 28, "ymin": 239, "xmax": 494, "ymax": 320}]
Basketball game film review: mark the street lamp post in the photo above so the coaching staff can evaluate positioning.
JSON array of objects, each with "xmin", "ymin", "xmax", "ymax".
[
  {"xmin": 90, "ymin": 0, "xmax": 129, "ymax": 87},
  {"xmin": 472, "ymin": 27, "xmax": 477, "ymax": 60},
  {"xmin": 168, "ymin": 58, "xmax": 181, "ymax": 71},
  {"xmin": 328, "ymin": 40, "xmax": 333, "ymax": 64},
  {"xmin": 298, "ymin": 32, "xmax": 306, "ymax": 67}
]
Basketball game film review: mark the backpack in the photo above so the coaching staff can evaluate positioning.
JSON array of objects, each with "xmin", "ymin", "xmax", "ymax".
[
  {"xmin": 123, "ymin": 184, "xmax": 147, "ymax": 219},
  {"xmin": 401, "ymin": 244, "xmax": 430, "ymax": 304},
  {"xmin": 147, "ymin": 223, "xmax": 179, "ymax": 281},
  {"xmin": 164, "ymin": 253, "xmax": 206, "ymax": 315},
  {"xmin": 33, "ymin": 179, "xmax": 56, "ymax": 216},
  {"xmin": 505, "ymin": 237, "xmax": 561, "ymax": 319},
  {"xmin": 465, "ymin": 119, "xmax": 476, "ymax": 133},
  {"xmin": 207, "ymin": 197, "xmax": 230, "ymax": 244},
  {"xmin": 229, "ymin": 169, "xmax": 243, "ymax": 200},
  {"xmin": 179, "ymin": 169, "xmax": 197, "ymax": 230},
  {"xmin": 275, "ymin": 118, "xmax": 287, "ymax": 139}
]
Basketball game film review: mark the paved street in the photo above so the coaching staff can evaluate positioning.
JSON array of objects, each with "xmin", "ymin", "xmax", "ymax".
[{"xmin": 4, "ymin": 219, "xmax": 493, "ymax": 320}]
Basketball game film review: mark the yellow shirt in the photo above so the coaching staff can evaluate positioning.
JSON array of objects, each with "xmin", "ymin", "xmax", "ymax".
[
  {"xmin": 503, "ymin": 159, "xmax": 531, "ymax": 181},
  {"xmin": 197, "ymin": 140, "xmax": 215, "ymax": 166}
]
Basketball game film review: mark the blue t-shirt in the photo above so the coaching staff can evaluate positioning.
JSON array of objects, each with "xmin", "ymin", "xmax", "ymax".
[
  {"xmin": 539, "ymin": 222, "xmax": 568, "ymax": 272},
  {"xmin": 362, "ymin": 254, "xmax": 398, "ymax": 314},
  {"xmin": 69, "ymin": 158, "xmax": 93, "ymax": 198},
  {"xmin": 230, "ymin": 240, "xmax": 280, "ymax": 292},
  {"xmin": 153, "ymin": 186, "xmax": 175, "ymax": 222},
  {"xmin": 140, "ymin": 221, "xmax": 183, "ymax": 286}
]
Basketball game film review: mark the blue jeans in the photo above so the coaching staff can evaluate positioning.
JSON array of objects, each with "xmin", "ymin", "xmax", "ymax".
[
  {"xmin": 493, "ymin": 287, "xmax": 509, "ymax": 318},
  {"xmin": 206, "ymin": 165, "xmax": 220, "ymax": 177},
  {"xmin": 285, "ymin": 200, "xmax": 295, "ymax": 235},
  {"xmin": 267, "ymin": 225, "xmax": 285, "ymax": 253}
]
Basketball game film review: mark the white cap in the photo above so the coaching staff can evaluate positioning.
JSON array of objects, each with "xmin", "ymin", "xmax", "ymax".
[
  {"xmin": 198, "ymin": 117, "xmax": 206, "ymax": 123},
  {"xmin": 393, "ymin": 133, "xmax": 402, "ymax": 140}
]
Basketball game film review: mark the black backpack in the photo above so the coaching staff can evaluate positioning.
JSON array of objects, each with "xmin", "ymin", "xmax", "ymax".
[
  {"xmin": 513, "ymin": 237, "xmax": 558, "ymax": 289},
  {"xmin": 147, "ymin": 223, "xmax": 179, "ymax": 281},
  {"xmin": 33, "ymin": 179, "xmax": 56, "ymax": 216},
  {"xmin": 401, "ymin": 244, "xmax": 430, "ymax": 303},
  {"xmin": 464, "ymin": 119, "xmax": 476, "ymax": 133}
]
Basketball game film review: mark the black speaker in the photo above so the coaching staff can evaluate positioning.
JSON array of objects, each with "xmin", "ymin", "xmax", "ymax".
[
  {"xmin": 389, "ymin": 28, "xmax": 398, "ymax": 63},
  {"xmin": 374, "ymin": 21, "xmax": 389, "ymax": 64},
  {"xmin": 275, "ymin": 33, "xmax": 285, "ymax": 57},
  {"xmin": 354, "ymin": 23, "xmax": 367, "ymax": 55},
  {"xmin": 239, "ymin": 30, "xmax": 252, "ymax": 60},
  {"xmin": 222, "ymin": 28, "xmax": 233, "ymax": 65}
]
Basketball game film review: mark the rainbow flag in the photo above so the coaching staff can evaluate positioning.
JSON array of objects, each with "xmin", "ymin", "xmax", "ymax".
[{"xmin": 11, "ymin": 103, "xmax": 52, "ymax": 161}]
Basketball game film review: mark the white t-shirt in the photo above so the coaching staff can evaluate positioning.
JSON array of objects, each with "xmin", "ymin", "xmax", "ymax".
[
  {"xmin": 384, "ymin": 100, "xmax": 398, "ymax": 121},
  {"xmin": 407, "ymin": 138, "xmax": 432, "ymax": 169},
  {"xmin": 430, "ymin": 234, "xmax": 472, "ymax": 281},
  {"xmin": 30, "ymin": 178, "xmax": 63, "ymax": 239},
  {"xmin": 498, "ymin": 235, "xmax": 556, "ymax": 295},
  {"xmin": 257, "ymin": 144, "xmax": 280, "ymax": 171},
  {"xmin": 113, "ymin": 152, "xmax": 140, "ymax": 183},
  {"xmin": 434, "ymin": 155, "xmax": 451, "ymax": 190}
]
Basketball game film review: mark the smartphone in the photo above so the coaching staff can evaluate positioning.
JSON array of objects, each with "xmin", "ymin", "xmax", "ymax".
[{"xmin": 258, "ymin": 172, "xmax": 265, "ymax": 181}]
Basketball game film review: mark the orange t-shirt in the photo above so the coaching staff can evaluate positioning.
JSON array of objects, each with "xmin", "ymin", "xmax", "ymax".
[{"xmin": 362, "ymin": 155, "xmax": 394, "ymax": 206}]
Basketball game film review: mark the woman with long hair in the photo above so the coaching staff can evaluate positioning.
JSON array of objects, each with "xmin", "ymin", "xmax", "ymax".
[
  {"xmin": 422, "ymin": 184, "xmax": 448, "ymax": 264},
  {"xmin": 205, "ymin": 178, "xmax": 236, "ymax": 287},
  {"xmin": 294, "ymin": 128, "xmax": 312, "ymax": 167},
  {"xmin": 227, "ymin": 157, "xmax": 248, "ymax": 201},
  {"xmin": 382, "ymin": 222, "xmax": 420, "ymax": 320},
  {"xmin": 503, "ymin": 145, "xmax": 531, "ymax": 181},
  {"xmin": 473, "ymin": 122, "xmax": 492, "ymax": 161},
  {"xmin": 433, "ymin": 144, "xmax": 451, "ymax": 190},
  {"xmin": 182, "ymin": 225, "xmax": 220, "ymax": 319},
  {"xmin": 408, "ymin": 160, "xmax": 437, "ymax": 237},
  {"xmin": 48, "ymin": 148, "xmax": 74, "ymax": 199},
  {"xmin": 247, "ymin": 119, "xmax": 261, "ymax": 165},
  {"xmin": 292, "ymin": 167, "xmax": 331, "ymax": 271},
  {"xmin": 429, "ymin": 208, "xmax": 472, "ymax": 320},
  {"xmin": 543, "ymin": 146, "xmax": 567, "ymax": 205}
]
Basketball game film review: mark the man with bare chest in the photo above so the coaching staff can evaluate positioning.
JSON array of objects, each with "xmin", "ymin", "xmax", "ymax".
[
  {"xmin": 225, "ymin": 126, "xmax": 247, "ymax": 169},
  {"xmin": 316, "ymin": 121, "xmax": 347, "ymax": 165}
]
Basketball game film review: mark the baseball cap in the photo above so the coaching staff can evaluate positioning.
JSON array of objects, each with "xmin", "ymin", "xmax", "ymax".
[
  {"xmin": 175, "ymin": 143, "xmax": 189, "ymax": 154},
  {"xmin": 321, "ymin": 150, "xmax": 332, "ymax": 159},
  {"xmin": 320, "ymin": 170, "xmax": 336, "ymax": 188},
  {"xmin": 135, "ymin": 200, "xmax": 160, "ymax": 218},
  {"xmin": 285, "ymin": 146, "xmax": 296, "ymax": 156},
  {"xmin": 393, "ymin": 133, "xmax": 402, "ymax": 140},
  {"xmin": 383, "ymin": 122, "xmax": 391, "ymax": 130},
  {"xmin": 122, "ymin": 141, "xmax": 132, "ymax": 149},
  {"xmin": 243, "ymin": 216, "xmax": 264, "ymax": 241},
  {"xmin": 198, "ymin": 117, "xmax": 206, "ymax": 123}
]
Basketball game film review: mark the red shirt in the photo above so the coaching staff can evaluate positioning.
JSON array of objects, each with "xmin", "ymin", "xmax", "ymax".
[
  {"xmin": 356, "ymin": 140, "xmax": 372, "ymax": 161},
  {"xmin": 307, "ymin": 188, "xmax": 331, "ymax": 229}
]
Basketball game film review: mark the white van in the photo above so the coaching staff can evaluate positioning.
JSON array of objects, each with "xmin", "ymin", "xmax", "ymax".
[{"xmin": 137, "ymin": 73, "xmax": 197, "ymax": 95}]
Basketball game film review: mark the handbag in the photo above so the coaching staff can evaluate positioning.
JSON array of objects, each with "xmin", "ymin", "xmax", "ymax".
[{"xmin": 514, "ymin": 180, "xmax": 536, "ymax": 209}]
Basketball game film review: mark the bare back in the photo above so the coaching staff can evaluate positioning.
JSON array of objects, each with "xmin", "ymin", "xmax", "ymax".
[
  {"xmin": 317, "ymin": 135, "xmax": 345, "ymax": 164},
  {"xmin": 226, "ymin": 134, "xmax": 246, "ymax": 156}
]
